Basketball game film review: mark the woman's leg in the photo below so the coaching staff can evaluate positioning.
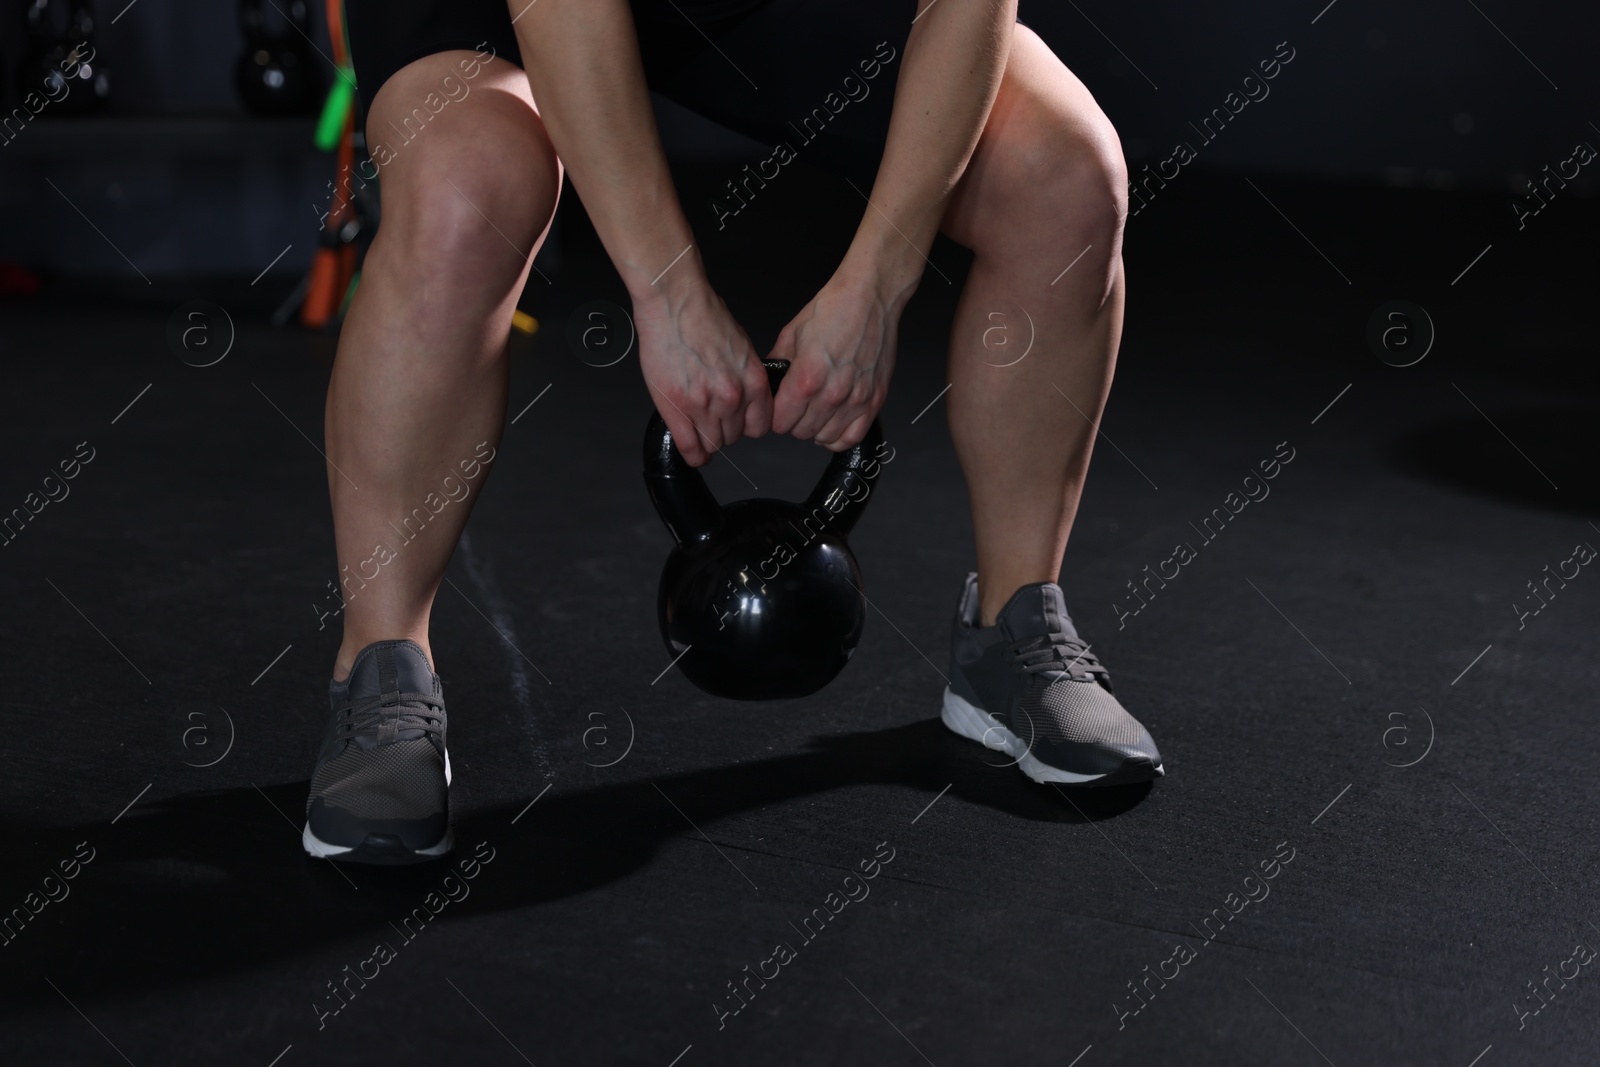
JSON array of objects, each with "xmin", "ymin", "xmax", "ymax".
[
  {"xmin": 939, "ymin": 25, "xmax": 1128, "ymax": 626},
  {"xmin": 933, "ymin": 27, "xmax": 1160, "ymax": 786},
  {"xmin": 325, "ymin": 51, "xmax": 562, "ymax": 680}
]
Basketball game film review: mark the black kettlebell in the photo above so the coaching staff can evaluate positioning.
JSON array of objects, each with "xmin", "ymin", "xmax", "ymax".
[
  {"xmin": 235, "ymin": 0, "xmax": 322, "ymax": 116},
  {"xmin": 16, "ymin": 0, "xmax": 110, "ymax": 116},
  {"xmin": 644, "ymin": 359, "xmax": 889, "ymax": 700}
]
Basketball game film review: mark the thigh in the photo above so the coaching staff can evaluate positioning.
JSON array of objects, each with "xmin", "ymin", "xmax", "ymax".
[
  {"xmin": 634, "ymin": 0, "xmax": 920, "ymax": 191},
  {"xmin": 342, "ymin": 4, "xmax": 559, "ymax": 251},
  {"xmin": 362, "ymin": 51, "xmax": 552, "ymax": 196},
  {"xmin": 358, "ymin": 50, "xmax": 561, "ymax": 290},
  {"xmin": 940, "ymin": 24, "xmax": 1126, "ymax": 254},
  {"xmin": 345, "ymin": 0, "xmax": 524, "ymax": 134}
]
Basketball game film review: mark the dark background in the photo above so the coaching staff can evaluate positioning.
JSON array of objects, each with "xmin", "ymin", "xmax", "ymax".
[
  {"xmin": 2, "ymin": 2, "xmax": 1599, "ymax": 1066},
  {"xmin": 1, "ymin": 0, "xmax": 1596, "ymax": 277}
]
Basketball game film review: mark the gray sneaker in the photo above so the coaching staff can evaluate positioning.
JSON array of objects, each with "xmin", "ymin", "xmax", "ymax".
[
  {"xmin": 942, "ymin": 573, "xmax": 1163, "ymax": 786},
  {"xmin": 303, "ymin": 639, "xmax": 453, "ymax": 863}
]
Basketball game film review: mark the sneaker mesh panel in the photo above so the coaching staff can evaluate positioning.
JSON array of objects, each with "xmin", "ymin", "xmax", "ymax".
[
  {"xmin": 309, "ymin": 740, "xmax": 445, "ymax": 820},
  {"xmin": 1019, "ymin": 677, "xmax": 1146, "ymax": 747}
]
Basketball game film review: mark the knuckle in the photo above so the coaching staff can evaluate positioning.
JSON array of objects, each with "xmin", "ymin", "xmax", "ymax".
[
  {"xmin": 794, "ymin": 367, "xmax": 828, "ymax": 397},
  {"xmin": 820, "ymin": 383, "xmax": 851, "ymax": 407},
  {"xmin": 664, "ymin": 384, "xmax": 695, "ymax": 412},
  {"xmin": 712, "ymin": 380, "xmax": 743, "ymax": 411}
]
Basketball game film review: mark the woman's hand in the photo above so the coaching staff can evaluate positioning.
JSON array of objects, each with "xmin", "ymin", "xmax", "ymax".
[
  {"xmin": 769, "ymin": 272, "xmax": 900, "ymax": 451},
  {"xmin": 635, "ymin": 281, "xmax": 773, "ymax": 468}
]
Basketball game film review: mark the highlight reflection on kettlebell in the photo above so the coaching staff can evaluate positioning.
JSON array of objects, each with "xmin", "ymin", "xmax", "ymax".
[{"xmin": 644, "ymin": 359, "xmax": 892, "ymax": 701}]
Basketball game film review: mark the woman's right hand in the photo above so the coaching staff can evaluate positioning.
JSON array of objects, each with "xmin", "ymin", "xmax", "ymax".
[{"xmin": 635, "ymin": 277, "xmax": 773, "ymax": 468}]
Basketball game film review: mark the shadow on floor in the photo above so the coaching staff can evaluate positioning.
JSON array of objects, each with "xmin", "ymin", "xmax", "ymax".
[{"xmin": 0, "ymin": 719, "xmax": 1151, "ymax": 1005}]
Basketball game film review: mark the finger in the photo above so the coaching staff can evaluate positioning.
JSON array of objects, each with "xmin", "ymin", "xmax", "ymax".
[
  {"xmin": 771, "ymin": 383, "xmax": 808, "ymax": 438},
  {"xmin": 690, "ymin": 405, "xmax": 727, "ymax": 464},
  {"xmin": 742, "ymin": 358, "xmax": 774, "ymax": 438},
  {"xmin": 656, "ymin": 391, "xmax": 715, "ymax": 468},
  {"xmin": 815, "ymin": 376, "xmax": 885, "ymax": 449},
  {"xmin": 771, "ymin": 380, "xmax": 815, "ymax": 439},
  {"xmin": 812, "ymin": 402, "xmax": 866, "ymax": 452},
  {"xmin": 788, "ymin": 382, "xmax": 846, "ymax": 442},
  {"xmin": 777, "ymin": 361, "xmax": 836, "ymax": 441},
  {"xmin": 707, "ymin": 376, "xmax": 744, "ymax": 452},
  {"xmin": 767, "ymin": 334, "xmax": 804, "ymax": 436},
  {"xmin": 666, "ymin": 412, "xmax": 707, "ymax": 467},
  {"xmin": 819, "ymin": 409, "xmax": 876, "ymax": 453}
]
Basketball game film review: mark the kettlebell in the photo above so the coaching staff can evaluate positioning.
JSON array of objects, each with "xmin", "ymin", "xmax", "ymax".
[
  {"xmin": 644, "ymin": 359, "xmax": 888, "ymax": 700},
  {"xmin": 16, "ymin": 0, "xmax": 110, "ymax": 116},
  {"xmin": 235, "ymin": 0, "xmax": 322, "ymax": 116}
]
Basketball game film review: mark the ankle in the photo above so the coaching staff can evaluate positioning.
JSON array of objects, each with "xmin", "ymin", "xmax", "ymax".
[
  {"xmin": 333, "ymin": 634, "xmax": 434, "ymax": 682},
  {"xmin": 976, "ymin": 574, "xmax": 1062, "ymax": 627}
]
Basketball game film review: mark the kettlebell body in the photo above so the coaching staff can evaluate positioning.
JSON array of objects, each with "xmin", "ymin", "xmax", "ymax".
[
  {"xmin": 17, "ymin": 0, "xmax": 110, "ymax": 116},
  {"xmin": 644, "ymin": 360, "xmax": 888, "ymax": 700},
  {"xmin": 235, "ymin": 0, "xmax": 322, "ymax": 115}
]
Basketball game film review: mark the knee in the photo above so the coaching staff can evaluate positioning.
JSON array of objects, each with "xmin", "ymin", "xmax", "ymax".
[
  {"xmin": 381, "ymin": 157, "xmax": 556, "ymax": 293},
  {"xmin": 1005, "ymin": 102, "xmax": 1126, "ymax": 256},
  {"xmin": 1054, "ymin": 111, "xmax": 1128, "ymax": 247},
  {"xmin": 964, "ymin": 89, "xmax": 1127, "ymax": 307}
]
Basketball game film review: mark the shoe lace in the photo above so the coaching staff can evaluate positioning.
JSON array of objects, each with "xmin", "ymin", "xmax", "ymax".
[
  {"xmin": 335, "ymin": 689, "xmax": 445, "ymax": 743},
  {"xmin": 1006, "ymin": 632, "xmax": 1111, "ymax": 686}
]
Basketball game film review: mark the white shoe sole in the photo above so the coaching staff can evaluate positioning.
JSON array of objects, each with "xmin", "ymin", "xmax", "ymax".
[
  {"xmin": 941, "ymin": 688, "xmax": 1118, "ymax": 785},
  {"xmin": 301, "ymin": 749, "xmax": 454, "ymax": 859},
  {"xmin": 301, "ymin": 823, "xmax": 456, "ymax": 859}
]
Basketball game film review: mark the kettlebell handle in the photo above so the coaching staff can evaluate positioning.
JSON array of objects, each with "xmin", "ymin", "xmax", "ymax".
[{"xmin": 643, "ymin": 359, "xmax": 886, "ymax": 545}]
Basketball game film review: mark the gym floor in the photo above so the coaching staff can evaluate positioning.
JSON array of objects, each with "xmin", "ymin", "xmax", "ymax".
[{"xmin": 2, "ymin": 162, "xmax": 1597, "ymax": 1066}]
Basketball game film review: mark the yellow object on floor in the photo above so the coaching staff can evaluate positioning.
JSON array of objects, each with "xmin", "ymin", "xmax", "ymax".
[{"xmin": 511, "ymin": 310, "xmax": 539, "ymax": 335}]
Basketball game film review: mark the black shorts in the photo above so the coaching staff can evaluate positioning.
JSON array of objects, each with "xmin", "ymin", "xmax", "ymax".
[{"xmin": 345, "ymin": 0, "xmax": 921, "ymax": 189}]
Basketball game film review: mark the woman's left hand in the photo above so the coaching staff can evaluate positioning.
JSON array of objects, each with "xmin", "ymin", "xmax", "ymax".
[{"xmin": 769, "ymin": 273, "xmax": 900, "ymax": 451}]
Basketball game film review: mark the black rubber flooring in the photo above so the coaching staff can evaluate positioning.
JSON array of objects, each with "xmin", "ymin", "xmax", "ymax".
[{"xmin": 2, "ymin": 167, "xmax": 1598, "ymax": 1066}]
